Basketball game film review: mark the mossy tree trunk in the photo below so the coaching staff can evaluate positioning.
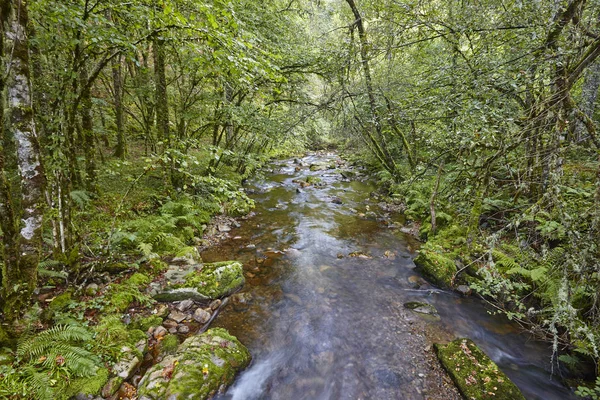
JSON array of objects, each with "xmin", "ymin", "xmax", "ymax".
[{"xmin": 0, "ymin": 0, "xmax": 45, "ymax": 321}]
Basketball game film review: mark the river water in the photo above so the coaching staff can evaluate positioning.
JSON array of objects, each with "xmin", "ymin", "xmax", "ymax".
[{"xmin": 203, "ymin": 153, "xmax": 576, "ymax": 400}]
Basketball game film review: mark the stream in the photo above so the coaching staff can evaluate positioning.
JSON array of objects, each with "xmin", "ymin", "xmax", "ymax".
[{"xmin": 202, "ymin": 153, "xmax": 576, "ymax": 400}]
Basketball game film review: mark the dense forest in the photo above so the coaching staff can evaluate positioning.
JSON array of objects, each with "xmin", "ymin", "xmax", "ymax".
[{"xmin": 0, "ymin": 0, "xmax": 600, "ymax": 398}]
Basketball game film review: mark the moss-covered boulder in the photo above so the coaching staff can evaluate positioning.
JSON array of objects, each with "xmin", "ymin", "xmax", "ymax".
[
  {"xmin": 434, "ymin": 338, "xmax": 525, "ymax": 400},
  {"xmin": 182, "ymin": 261, "xmax": 245, "ymax": 299},
  {"xmin": 137, "ymin": 328, "xmax": 251, "ymax": 400},
  {"xmin": 414, "ymin": 249, "xmax": 456, "ymax": 288}
]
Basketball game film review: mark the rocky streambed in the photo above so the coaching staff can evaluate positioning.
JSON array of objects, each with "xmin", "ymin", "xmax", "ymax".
[{"xmin": 92, "ymin": 152, "xmax": 577, "ymax": 400}]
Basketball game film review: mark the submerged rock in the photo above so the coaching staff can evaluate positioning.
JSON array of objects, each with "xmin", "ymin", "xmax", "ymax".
[
  {"xmin": 404, "ymin": 301, "xmax": 439, "ymax": 316},
  {"xmin": 413, "ymin": 249, "xmax": 457, "ymax": 288},
  {"xmin": 434, "ymin": 338, "xmax": 525, "ymax": 400},
  {"xmin": 137, "ymin": 328, "xmax": 251, "ymax": 400}
]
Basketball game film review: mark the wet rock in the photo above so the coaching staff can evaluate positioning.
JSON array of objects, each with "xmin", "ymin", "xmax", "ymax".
[
  {"xmin": 455, "ymin": 285, "xmax": 472, "ymax": 297},
  {"xmin": 153, "ymin": 326, "xmax": 167, "ymax": 339},
  {"xmin": 137, "ymin": 328, "xmax": 251, "ymax": 400},
  {"xmin": 178, "ymin": 325, "xmax": 190, "ymax": 334},
  {"xmin": 176, "ymin": 299, "xmax": 194, "ymax": 312},
  {"xmin": 113, "ymin": 346, "xmax": 141, "ymax": 380},
  {"xmin": 404, "ymin": 301, "xmax": 439, "ymax": 316},
  {"xmin": 231, "ymin": 292, "xmax": 253, "ymax": 311},
  {"xmin": 193, "ymin": 308, "xmax": 211, "ymax": 324},
  {"xmin": 331, "ymin": 196, "xmax": 343, "ymax": 204},
  {"xmin": 218, "ymin": 224, "xmax": 232, "ymax": 232},
  {"xmin": 284, "ymin": 293, "xmax": 303, "ymax": 306},
  {"xmin": 340, "ymin": 170, "xmax": 356, "ymax": 179},
  {"xmin": 154, "ymin": 287, "xmax": 210, "ymax": 302},
  {"xmin": 407, "ymin": 275, "xmax": 428, "ymax": 289},
  {"xmin": 209, "ymin": 299, "xmax": 222, "ymax": 311},
  {"xmin": 163, "ymin": 319, "xmax": 178, "ymax": 330},
  {"xmin": 168, "ymin": 310, "xmax": 188, "ymax": 323},
  {"xmin": 154, "ymin": 304, "xmax": 170, "ymax": 318},
  {"xmin": 413, "ymin": 248, "xmax": 457, "ymax": 288},
  {"xmin": 434, "ymin": 338, "xmax": 526, "ymax": 400},
  {"xmin": 102, "ymin": 377, "xmax": 123, "ymax": 398},
  {"xmin": 309, "ymin": 162, "xmax": 328, "ymax": 171}
]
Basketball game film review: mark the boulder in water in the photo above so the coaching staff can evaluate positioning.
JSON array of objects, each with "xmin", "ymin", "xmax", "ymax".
[
  {"xmin": 434, "ymin": 338, "xmax": 526, "ymax": 400},
  {"xmin": 413, "ymin": 248, "xmax": 457, "ymax": 288},
  {"xmin": 137, "ymin": 328, "xmax": 251, "ymax": 400}
]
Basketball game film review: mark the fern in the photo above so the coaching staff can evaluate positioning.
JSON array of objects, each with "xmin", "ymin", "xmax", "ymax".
[{"xmin": 70, "ymin": 190, "xmax": 92, "ymax": 210}]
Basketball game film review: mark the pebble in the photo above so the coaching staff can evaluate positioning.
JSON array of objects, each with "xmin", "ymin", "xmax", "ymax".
[
  {"xmin": 153, "ymin": 326, "xmax": 167, "ymax": 339},
  {"xmin": 168, "ymin": 310, "xmax": 187, "ymax": 323},
  {"xmin": 176, "ymin": 299, "xmax": 194, "ymax": 312},
  {"xmin": 163, "ymin": 319, "xmax": 177, "ymax": 329},
  {"xmin": 168, "ymin": 327, "xmax": 178, "ymax": 334},
  {"xmin": 193, "ymin": 308, "xmax": 211, "ymax": 324},
  {"xmin": 178, "ymin": 325, "xmax": 190, "ymax": 334},
  {"xmin": 209, "ymin": 299, "xmax": 222, "ymax": 311}
]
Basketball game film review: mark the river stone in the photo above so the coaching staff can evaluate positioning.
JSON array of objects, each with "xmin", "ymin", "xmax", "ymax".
[
  {"xmin": 168, "ymin": 310, "xmax": 188, "ymax": 323},
  {"xmin": 181, "ymin": 261, "xmax": 245, "ymax": 299},
  {"xmin": 309, "ymin": 162, "xmax": 328, "ymax": 171},
  {"xmin": 404, "ymin": 301, "xmax": 439, "ymax": 316},
  {"xmin": 153, "ymin": 287, "xmax": 210, "ymax": 302},
  {"xmin": 193, "ymin": 308, "xmax": 211, "ymax": 324},
  {"xmin": 413, "ymin": 248, "xmax": 457, "ymax": 288},
  {"xmin": 456, "ymin": 284, "xmax": 472, "ymax": 297},
  {"xmin": 434, "ymin": 338, "xmax": 526, "ymax": 400},
  {"xmin": 112, "ymin": 346, "xmax": 141, "ymax": 380},
  {"xmin": 137, "ymin": 328, "xmax": 251, "ymax": 400},
  {"xmin": 176, "ymin": 299, "xmax": 194, "ymax": 312}
]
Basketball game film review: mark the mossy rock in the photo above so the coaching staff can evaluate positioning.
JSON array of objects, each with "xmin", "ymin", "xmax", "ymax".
[
  {"xmin": 137, "ymin": 328, "xmax": 251, "ymax": 400},
  {"xmin": 434, "ymin": 338, "xmax": 525, "ymax": 400},
  {"xmin": 414, "ymin": 249, "xmax": 456, "ymax": 288},
  {"xmin": 131, "ymin": 315, "xmax": 164, "ymax": 332},
  {"xmin": 182, "ymin": 261, "xmax": 245, "ymax": 299}
]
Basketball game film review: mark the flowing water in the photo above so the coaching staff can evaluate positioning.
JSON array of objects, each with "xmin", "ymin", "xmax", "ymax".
[{"xmin": 203, "ymin": 153, "xmax": 576, "ymax": 400}]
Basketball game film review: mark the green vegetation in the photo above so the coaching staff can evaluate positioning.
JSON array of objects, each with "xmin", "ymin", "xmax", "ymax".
[
  {"xmin": 435, "ymin": 338, "xmax": 526, "ymax": 400},
  {"xmin": 137, "ymin": 328, "xmax": 251, "ymax": 400},
  {"xmin": 0, "ymin": 0, "xmax": 599, "ymax": 396}
]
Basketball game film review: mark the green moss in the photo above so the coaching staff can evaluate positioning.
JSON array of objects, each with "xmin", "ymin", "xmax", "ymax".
[
  {"xmin": 0, "ymin": 325, "xmax": 9, "ymax": 347},
  {"xmin": 127, "ymin": 272, "xmax": 151, "ymax": 286},
  {"xmin": 59, "ymin": 367, "xmax": 109, "ymax": 399},
  {"xmin": 137, "ymin": 328, "xmax": 251, "ymax": 400},
  {"xmin": 131, "ymin": 315, "xmax": 163, "ymax": 332},
  {"xmin": 182, "ymin": 261, "xmax": 245, "ymax": 299},
  {"xmin": 48, "ymin": 291, "xmax": 73, "ymax": 312},
  {"xmin": 414, "ymin": 248, "xmax": 456, "ymax": 288},
  {"xmin": 160, "ymin": 334, "xmax": 179, "ymax": 355},
  {"xmin": 434, "ymin": 338, "xmax": 525, "ymax": 400}
]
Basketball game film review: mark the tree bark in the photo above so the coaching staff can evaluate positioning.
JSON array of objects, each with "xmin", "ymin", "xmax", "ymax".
[
  {"xmin": 1, "ymin": 0, "xmax": 45, "ymax": 320},
  {"xmin": 154, "ymin": 38, "xmax": 169, "ymax": 143},
  {"xmin": 112, "ymin": 55, "xmax": 126, "ymax": 159}
]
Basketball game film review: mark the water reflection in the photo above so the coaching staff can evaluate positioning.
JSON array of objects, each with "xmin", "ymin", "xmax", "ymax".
[{"xmin": 207, "ymin": 153, "xmax": 575, "ymax": 400}]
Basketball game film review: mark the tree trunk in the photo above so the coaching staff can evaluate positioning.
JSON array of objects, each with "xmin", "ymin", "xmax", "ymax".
[
  {"xmin": 574, "ymin": 60, "xmax": 600, "ymax": 142},
  {"xmin": 1, "ymin": 0, "xmax": 45, "ymax": 320},
  {"xmin": 80, "ymin": 64, "xmax": 97, "ymax": 192},
  {"xmin": 112, "ymin": 55, "xmax": 126, "ymax": 159},
  {"xmin": 345, "ymin": 0, "xmax": 399, "ymax": 177},
  {"xmin": 154, "ymin": 38, "xmax": 169, "ymax": 143}
]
